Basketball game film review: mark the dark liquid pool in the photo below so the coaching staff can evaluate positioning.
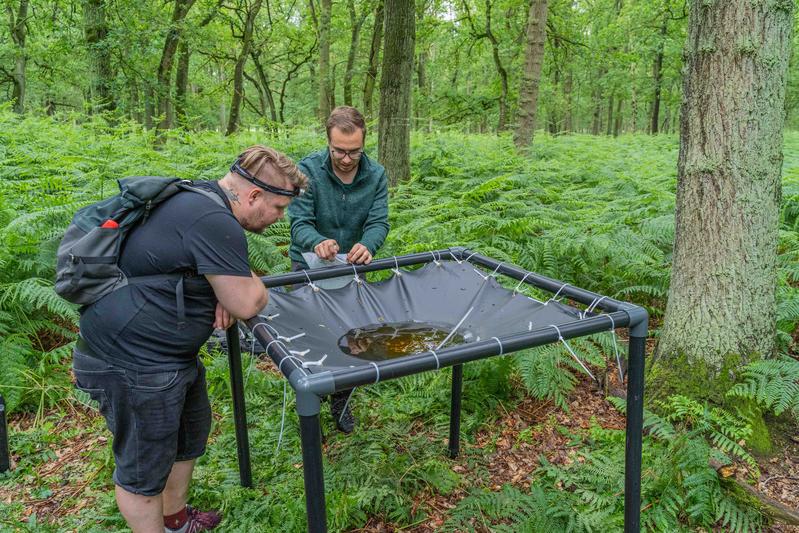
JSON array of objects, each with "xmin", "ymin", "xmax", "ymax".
[{"xmin": 338, "ymin": 322, "xmax": 465, "ymax": 361}]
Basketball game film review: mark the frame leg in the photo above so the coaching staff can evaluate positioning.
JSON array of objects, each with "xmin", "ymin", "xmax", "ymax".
[
  {"xmin": 624, "ymin": 335, "xmax": 645, "ymax": 533},
  {"xmin": 226, "ymin": 324, "xmax": 252, "ymax": 488},
  {"xmin": 299, "ymin": 402, "xmax": 327, "ymax": 533},
  {"xmin": 448, "ymin": 364, "xmax": 463, "ymax": 458},
  {"xmin": 0, "ymin": 394, "xmax": 9, "ymax": 473}
]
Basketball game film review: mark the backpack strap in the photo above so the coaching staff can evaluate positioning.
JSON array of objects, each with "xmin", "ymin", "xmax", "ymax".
[{"xmin": 126, "ymin": 185, "xmax": 227, "ymax": 328}]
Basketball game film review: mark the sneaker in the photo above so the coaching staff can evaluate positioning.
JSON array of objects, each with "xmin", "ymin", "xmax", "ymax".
[
  {"xmin": 330, "ymin": 390, "xmax": 356, "ymax": 434},
  {"xmin": 166, "ymin": 506, "xmax": 222, "ymax": 532}
]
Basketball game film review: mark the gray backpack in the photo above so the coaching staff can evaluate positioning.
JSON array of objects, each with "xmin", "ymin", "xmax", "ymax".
[{"xmin": 55, "ymin": 177, "xmax": 226, "ymax": 320}]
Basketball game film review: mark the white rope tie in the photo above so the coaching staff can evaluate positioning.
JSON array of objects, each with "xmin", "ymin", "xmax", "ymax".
[
  {"xmin": 351, "ymin": 263, "xmax": 362, "ymax": 284},
  {"xmin": 513, "ymin": 272, "xmax": 533, "ymax": 295},
  {"xmin": 447, "ymin": 248, "xmax": 463, "ymax": 264},
  {"xmin": 435, "ymin": 306, "xmax": 474, "ymax": 351},
  {"xmin": 430, "ymin": 349, "xmax": 440, "ymax": 370},
  {"xmin": 430, "ymin": 251, "xmax": 441, "ymax": 266},
  {"xmin": 549, "ymin": 324, "xmax": 597, "ymax": 383},
  {"xmin": 277, "ymin": 332, "xmax": 306, "ymax": 343},
  {"xmin": 370, "ymin": 361, "xmax": 380, "ymax": 383},
  {"xmin": 473, "ymin": 263, "xmax": 503, "ymax": 281},
  {"xmin": 391, "ymin": 256, "xmax": 402, "ymax": 276},
  {"xmin": 546, "ymin": 283, "xmax": 569, "ymax": 305},
  {"xmin": 463, "ymin": 251, "xmax": 478, "ymax": 263},
  {"xmin": 276, "ymin": 380, "xmax": 287, "ymax": 452},
  {"xmin": 302, "ymin": 270, "xmax": 319, "ymax": 291},
  {"xmin": 258, "ymin": 313, "xmax": 280, "ymax": 321},
  {"xmin": 586, "ymin": 296, "xmax": 608, "ymax": 314},
  {"xmin": 608, "ymin": 315, "xmax": 624, "ymax": 383},
  {"xmin": 491, "ymin": 336, "xmax": 504, "ymax": 356},
  {"xmin": 301, "ymin": 353, "xmax": 328, "ymax": 368}
]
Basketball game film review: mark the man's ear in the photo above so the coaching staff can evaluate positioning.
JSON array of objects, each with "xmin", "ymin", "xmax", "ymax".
[{"xmin": 248, "ymin": 187, "xmax": 262, "ymax": 205}]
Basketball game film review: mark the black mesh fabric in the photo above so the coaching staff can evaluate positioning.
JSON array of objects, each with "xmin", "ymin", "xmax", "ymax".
[{"xmin": 256, "ymin": 260, "xmax": 583, "ymax": 373}]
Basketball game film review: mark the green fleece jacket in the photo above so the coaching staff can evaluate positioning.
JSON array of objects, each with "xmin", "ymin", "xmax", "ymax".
[{"xmin": 288, "ymin": 149, "xmax": 390, "ymax": 265}]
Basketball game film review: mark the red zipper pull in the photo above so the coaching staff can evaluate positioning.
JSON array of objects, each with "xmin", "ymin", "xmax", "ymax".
[{"xmin": 100, "ymin": 219, "xmax": 119, "ymax": 228}]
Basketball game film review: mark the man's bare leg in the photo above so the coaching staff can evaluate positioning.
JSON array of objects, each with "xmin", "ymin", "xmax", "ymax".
[
  {"xmin": 162, "ymin": 460, "xmax": 196, "ymax": 515},
  {"xmin": 115, "ymin": 485, "xmax": 163, "ymax": 533}
]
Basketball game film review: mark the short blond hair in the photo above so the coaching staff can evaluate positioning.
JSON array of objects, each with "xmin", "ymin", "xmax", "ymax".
[{"xmin": 237, "ymin": 145, "xmax": 308, "ymax": 190}]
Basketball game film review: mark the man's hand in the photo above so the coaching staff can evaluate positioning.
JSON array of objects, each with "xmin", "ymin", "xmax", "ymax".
[
  {"xmin": 213, "ymin": 302, "xmax": 236, "ymax": 330},
  {"xmin": 314, "ymin": 239, "xmax": 340, "ymax": 261},
  {"xmin": 347, "ymin": 243, "xmax": 372, "ymax": 265}
]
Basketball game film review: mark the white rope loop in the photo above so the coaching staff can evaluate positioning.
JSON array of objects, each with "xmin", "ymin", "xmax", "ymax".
[
  {"xmin": 430, "ymin": 251, "xmax": 441, "ymax": 266},
  {"xmin": 607, "ymin": 315, "xmax": 624, "ymax": 383},
  {"xmin": 549, "ymin": 324, "xmax": 597, "ymax": 383},
  {"xmin": 546, "ymin": 283, "xmax": 569, "ymax": 305},
  {"xmin": 513, "ymin": 272, "xmax": 533, "ymax": 295},
  {"xmin": 391, "ymin": 255, "xmax": 402, "ymax": 276},
  {"xmin": 430, "ymin": 349, "xmax": 441, "ymax": 370},
  {"xmin": 447, "ymin": 247, "xmax": 463, "ymax": 264},
  {"xmin": 491, "ymin": 336, "xmax": 504, "ymax": 356},
  {"xmin": 370, "ymin": 361, "xmax": 380, "ymax": 383},
  {"xmin": 302, "ymin": 269, "xmax": 319, "ymax": 291}
]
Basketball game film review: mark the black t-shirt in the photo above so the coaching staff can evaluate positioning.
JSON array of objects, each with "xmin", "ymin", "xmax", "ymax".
[{"xmin": 79, "ymin": 181, "xmax": 251, "ymax": 370}]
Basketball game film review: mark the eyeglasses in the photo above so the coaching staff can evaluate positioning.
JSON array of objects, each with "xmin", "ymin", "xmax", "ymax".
[
  {"xmin": 230, "ymin": 159, "xmax": 303, "ymax": 197},
  {"xmin": 329, "ymin": 147, "xmax": 364, "ymax": 160}
]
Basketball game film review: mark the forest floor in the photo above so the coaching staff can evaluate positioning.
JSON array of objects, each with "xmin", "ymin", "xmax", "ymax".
[{"xmin": 3, "ymin": 356, "xmax": 797, "ymax": 532}]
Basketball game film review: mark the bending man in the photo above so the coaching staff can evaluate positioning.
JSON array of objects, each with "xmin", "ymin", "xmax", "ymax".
[{"xmin": 73, "ymin": 146, "xmax": 307, "ymax": 532}]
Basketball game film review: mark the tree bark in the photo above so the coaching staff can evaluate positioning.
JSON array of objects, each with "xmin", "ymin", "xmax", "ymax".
[
  {"xmin": 378, "ymin": 0, "xmax": 415, "ymax": 186},
  {"xmin": 226, "ymin": 0, "xmax": 263, "ymax": 135},
  {"xmin": 83, "ymin": 0, "xmax": 115, "ymax": 113},
  {"xmin": 613, "ymin": 96, "xmax": 622, "ymax": 137},
  {"xmin": 154, "ymin": 0, "xmax": 196, "ymax": 131},
  {"xmin": 250, "ymin": 51, "xmax": 278, "ymax": 122},
  {"xmin": 484, "ymin": 0, "xmax": 509, "ymax": 131},
  {"xmin": 318, "ymin": 0, "xmax": 332, "ymax": 121},
  {"xmin": 513, "ymin": 0, "xmax": 548, "ymax": 147},
  {"xmin": 656, "ymin": 1, "xmax": 794, "ymax": 378},
  {"xmin": 7, "ymin": 0, "xmax": 29, "ymax": 114},
  {"xmin": 175, "ymin": 39, "xmax": 190, "ymax": 125},
  {"xmin": 362, "ymin": 0, "xmax": 384, "ymax": 119}
]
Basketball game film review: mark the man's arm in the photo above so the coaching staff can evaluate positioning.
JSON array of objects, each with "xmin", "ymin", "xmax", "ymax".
[
  {"xmin": 206, "ymin": 273, "xmax": 268, "ymax": 320},
  {"xmin": 358, "ymin": 170, "xmax": 390, "ymax": 254}
]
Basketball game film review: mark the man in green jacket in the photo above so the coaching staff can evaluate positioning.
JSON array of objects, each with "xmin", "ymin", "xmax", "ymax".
[{"xmin": 288, "ymin": 106, "xmax": 390, "ymax": 432}]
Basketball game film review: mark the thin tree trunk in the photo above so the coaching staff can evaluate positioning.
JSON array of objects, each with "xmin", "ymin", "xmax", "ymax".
[
  {"xmin": 564, "ymin": 66, "xmax": 573, "ymax": 133},
  {"xmin": 656, "ymin": 1, "xmax": 794, "ymax": 383},
  {"xmin": 606, "ymin": 93, "xmax": 614, "ymax": 135},
  {"xmin": 591, "ymin": 85, "xmax": 602, "ymax": 135},
  {"xmin": 226, "ymin": 0, "xmax": 263, "ymax": 135},
  {"xmin": 154, "ymin": 0, "xmax": 196, "ymax": 132},
  {"xmin": 484, "ymin": 0, "xmax": 509, "ymax": 131},
  {"xmin": 514, "ymin": 0, "xmax": 548, "ymax": 147},
  {"xmin": 650, "ymin": 19, "xmax": 667, "ymax": 134},
  {"xmin": 250, "ymin": 52, "xmax": 278, "ymax": 122},
  {"xmin": 378, "ymin": 0, "xmax": 415, "ymax": 186},
  {"xmin": 344, "ymin": 0, "xmax": 367, "ymax": 106},
  {"xmin": 363, "ymin": 0, "xmax": 384, "ymax": 118},
  {"xmin": 7, "ymin": 0, "xmax": 29, "ymax": 114},
  {"xmin": 83, "ymin": 0, "xmax": 115, "ymax": 112},
  {"xmin": 318, "ymin": 0, "xmax": 332, "ymax": 121},
  {"xmin": 613, "ymin": 96, "xmax": 622, "ymax": 136},
  {"xmin": 175, "ymin": 39, "xmax": 190, "ymax": 126}
]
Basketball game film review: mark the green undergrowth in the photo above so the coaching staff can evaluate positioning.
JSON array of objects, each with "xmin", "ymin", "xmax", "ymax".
[{"xmin": 0, "ymin": 109, "xmax": 798, "ymax": 531}]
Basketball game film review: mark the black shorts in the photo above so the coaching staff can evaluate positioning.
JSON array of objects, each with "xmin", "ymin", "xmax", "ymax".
[{"xmin": 72, "ymin": 349, "xmax": 212, "ymax": 496}]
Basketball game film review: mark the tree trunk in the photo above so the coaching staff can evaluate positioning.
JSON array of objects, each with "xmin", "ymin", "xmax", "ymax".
[
  {"xmin": 8, "ymin": 0, "xmax": 29, "ymax": 114},
  {"xmin": 318, "ymin": 0, "xmax": 332, "ymax": 121},
  {"xmin": 83, "ymin": 0, "xmax": 115, "ymax": 113},
  {"xmin": 226, "ymin": 0, "xmax": 263, "ymax": 135},
  {"xmin": 655, "ymin": 0, "xmax": 794, "ymax": 389},
  {"xmin": 250, "ymin": 52, "xmax": 278, "ymax": 122},
  {"xmin": 344, "ymin": 0, "xmax": 367, "ymax": 106},
  {"xmin": 363, "ymin": 0, "xmax": 384, "ymax": 119},
  {"xmin": 378, "ymin": 0, "xmax": 415, "ymax": 186},
  {"xmin": 513, "ymin": 0, "xmax": 548, "ymax": 147},
  {"xmin": 483, "ymin": 0, "xmax": 509, "ymax": 132},
  {"xmin": 154, "ymin": 0, "xmax": 196, "ymax": 132},
  {"xmin": 564, "ymin": 67, "xmax": 573, "ymax": 133},
  {"xmin": 175, "ymin": 39, "xmax": 190, "ymax": 126},
  {"xmin": 606, "ymin": 93, "xmax": 614, "ymax": 135},
  {"xmin": 591, "ymin": 85, "xmax": 601, "ymax": 135},
  {"xmin": 613, "ymin": 96, "xmax": 622, "ymax": 136},
  {"xmin": 650, "ymin": 20, "xmax": 667, "ymax": 135}
]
